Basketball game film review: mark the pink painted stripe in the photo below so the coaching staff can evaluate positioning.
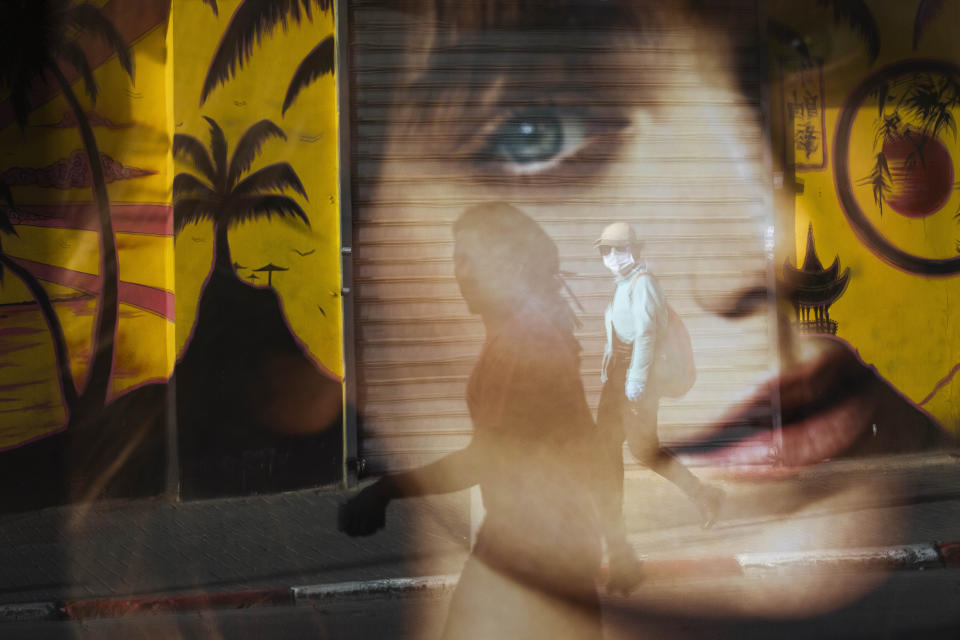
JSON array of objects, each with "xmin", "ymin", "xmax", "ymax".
[
  {"xmin": 120, "ymin": 280, "xmax": 175, "ymax": 321},
  {"xmin": 9, "ymin": 257, "xmax": 173, "ymax": 321},
  {"xmin": 918, "ymin": 361, "xmax": 960, "ymax": 406},
  {"xmin": 62, "ymin": 588, "xmax": 292, "ymax": 621},
  {"xmin": 940, "ymin": 541, "xmax": 960, "ymax": 567},
  {"xmin": 16, "ymin": 203, "xmax": 172, "ymax": 236}
]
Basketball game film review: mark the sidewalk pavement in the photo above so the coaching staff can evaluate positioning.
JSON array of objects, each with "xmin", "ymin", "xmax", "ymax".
[
  {"xmin": 0, "ymin": 485, "xmax": 472, "ymax": 614},
  {"xmin": 1, "ymin": 451, "xmax": 959, "ymax": 623}
]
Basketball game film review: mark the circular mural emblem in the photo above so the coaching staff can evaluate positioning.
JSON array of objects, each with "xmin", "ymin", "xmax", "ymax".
[{"xmin": 834, "ymin": 59, "xmax": 960, "ymax": 275}]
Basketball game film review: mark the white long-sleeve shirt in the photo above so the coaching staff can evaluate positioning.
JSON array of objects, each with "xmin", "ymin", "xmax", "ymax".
[{"xmin": 601, "ymin": 265, "xmax": 668, "ymax": 394}]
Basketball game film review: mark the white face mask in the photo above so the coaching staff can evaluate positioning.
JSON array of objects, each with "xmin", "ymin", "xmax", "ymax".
[{"xmin": 602, "ymin": 247, "xmax": 635, "ymax": 276}]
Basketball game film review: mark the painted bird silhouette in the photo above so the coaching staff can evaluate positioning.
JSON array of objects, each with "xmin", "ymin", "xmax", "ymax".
[{"xmin": 293, "ymin": 248, "xmax": 316, "ymax": 257}]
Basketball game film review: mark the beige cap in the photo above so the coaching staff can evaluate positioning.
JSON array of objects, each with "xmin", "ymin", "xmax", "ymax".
[{"xmin": 594, "ymin": 222, "xmax": 638, "ymax": 248}]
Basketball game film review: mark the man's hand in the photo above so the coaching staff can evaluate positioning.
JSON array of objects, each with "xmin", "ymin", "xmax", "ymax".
[
  {"xmin": 338, "ymin": 483, "xmax": 389, "ymax": 537},
  {"xmin": 625, "ymin": 378, "xmax": 644, "ymax": 401}
]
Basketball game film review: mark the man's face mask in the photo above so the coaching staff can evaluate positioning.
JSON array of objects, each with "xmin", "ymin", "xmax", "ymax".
[{"xmin": 601, "ymin": 246, "xmax": 635, "ymax": 276}]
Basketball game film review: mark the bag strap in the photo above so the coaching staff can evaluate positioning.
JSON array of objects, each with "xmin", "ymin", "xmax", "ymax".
[{"xmin": 628, "ymin": 270, "xmax": 651, "ymax": 302}]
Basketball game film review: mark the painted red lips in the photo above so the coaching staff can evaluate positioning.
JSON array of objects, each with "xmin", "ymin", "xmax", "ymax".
[{"xmin": 677, "ymin": 336, "xmax": 946, "ymax": 478}]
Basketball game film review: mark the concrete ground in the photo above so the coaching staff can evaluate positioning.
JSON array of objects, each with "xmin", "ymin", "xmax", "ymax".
[{"xmin": 1, "ymin": 451, "xmax": 959, "ymax": 638}]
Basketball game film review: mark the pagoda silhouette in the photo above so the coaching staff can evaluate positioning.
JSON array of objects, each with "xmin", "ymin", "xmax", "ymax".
[{"xmin": 780, "ymin": 224, "xmax": 850, "ymax": 335}]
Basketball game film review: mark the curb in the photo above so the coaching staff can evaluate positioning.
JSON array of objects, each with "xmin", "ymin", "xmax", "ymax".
[
  {"xmin": 0, "ymin": 602, "xmax": 60, "ymax": 624},
  {"xmin": 2, "ymin": 541, "xmax": 957, "ymax": 624},
  {"xmin": 292, "ymin": 574, "xmax": 460, "ymax": 601},
  {"xmin": 736, "ymin": 543, "xmax": 944, "ymax": 572},
  {"xmin": 62, "ymin": 588, "xmax": 292, "ymax": 621}
]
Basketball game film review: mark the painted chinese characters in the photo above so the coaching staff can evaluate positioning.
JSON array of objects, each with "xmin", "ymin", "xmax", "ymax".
[{"xmin": 784, "ymin": 62, "xmax": 828, "ymax": 170}]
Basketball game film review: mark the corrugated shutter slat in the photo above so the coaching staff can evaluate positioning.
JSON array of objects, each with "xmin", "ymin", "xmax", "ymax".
[{"xmin": 349, "ymin": 0, "xmax": 774, "ymax": 473}]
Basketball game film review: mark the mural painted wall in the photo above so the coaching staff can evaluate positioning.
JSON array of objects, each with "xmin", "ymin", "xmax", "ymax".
[
  {"xmin": 0, "ymin": 0, "xmax": 344, "ymax": 509},
  {"xmin": 171, "ymin": 0, "xmax": 343, "ymax": 498},
  {"xmin": 0, "ymin": 0, "xmax": 174, "ymax": 509},
  {"xmin": 771, "ymin": 0, "xmax": 960, "ymax": 435}
]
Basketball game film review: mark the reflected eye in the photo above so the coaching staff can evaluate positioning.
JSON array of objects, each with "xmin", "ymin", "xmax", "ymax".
[
  {"xmin": 480, "ymin": 106, "xmax": 592, "ymax": 175},
  {"xmin": 496, "ymin": 111, "xmax": 565, "ymax": 163}
]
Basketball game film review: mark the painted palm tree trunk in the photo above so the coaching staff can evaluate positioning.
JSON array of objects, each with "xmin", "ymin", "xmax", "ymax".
[
  {"xmin": 0, "ymin": 254, "xmax": 79, "ymax": 415},
  {"xmin": 50, "ymin": 64, "xmax": 119, "ymax": 415},
  {"xmin": 213, "ymin": 218, "xmax": 232, "ymax": 274}
]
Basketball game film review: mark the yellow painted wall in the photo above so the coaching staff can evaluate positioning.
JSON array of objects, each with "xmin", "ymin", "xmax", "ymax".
[
  {"xmin": 0, "ymin": 4, "xmax": 173, "ymax": 448},
  {"xmin": 0, "ymin": 0, "xmax": 343, "ymax": 456},
  {"xmin": 171, "ymin": 1, "xmax": 343, "ymax": 380},
  {"xmin": 776, "ymin": 1, "xmax": 960, "ymax": 433}
]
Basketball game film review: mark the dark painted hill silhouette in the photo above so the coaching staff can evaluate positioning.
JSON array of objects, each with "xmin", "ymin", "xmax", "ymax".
[
  {"xmin": 175, "ymin": 267, "xmax": 343, "ymax": 498},
  {"xmin": 0, "ymin": 268, "xmax": 342, "ymax": 512},
  {"xmin": 0, "ymin": 382, "xmax": 167, "ymax": 513}
]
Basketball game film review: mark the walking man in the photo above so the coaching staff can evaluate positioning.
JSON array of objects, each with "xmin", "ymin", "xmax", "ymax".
[{"xmin": 595, "ymin": 222, "xmax": 723, "ymax": 589}]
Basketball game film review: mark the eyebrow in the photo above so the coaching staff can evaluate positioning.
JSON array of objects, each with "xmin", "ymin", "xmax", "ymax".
[
  {"xmin": 405, "ymin": 1, "xmax": 656, "ymax": 136},
  {"xmin": 426, "ymin": 0, "xmax": 655, "ymax": 63},
  {"xmin": 440, "ymin": 0, "xmax": 650, "ymax": 36}
]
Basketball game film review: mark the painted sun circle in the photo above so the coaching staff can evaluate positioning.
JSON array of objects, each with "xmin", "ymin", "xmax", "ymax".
[
  {"xmin": 882, "ymin": 132, "xmax": 954, "ymax": 218},
  {"xmin": 834, "ymin": 59, "xmax": 960, "ymax": 275}
]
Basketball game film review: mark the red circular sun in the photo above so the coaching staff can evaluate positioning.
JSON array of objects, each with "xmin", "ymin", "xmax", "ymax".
[{"xmin": 881, "ymin": 132, "xmax": 955, "ymax": 218}]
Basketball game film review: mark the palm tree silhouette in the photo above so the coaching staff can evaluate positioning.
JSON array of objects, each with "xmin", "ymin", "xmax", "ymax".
[
  {"xmin": 173, "ymin": 117, "xmax": 309, "ymax": 276},
  {"xmin": 904, "ymin": 74, "xmax": 959, "ymax": 143},
  {"xmin": 862, "ymin": 70, "xmax": 960, "ymax": 212},
  {"xmin": 858, "ymin": 152, "xmax": 892, "ymax": 215},
  {"xmin": 0, "ymin": 181, "xmax": 79, "ymax": 416},
  {"xmin": 199, "ymin": 0, "xmax": 334, "ymax": 115},
  {"xmin": 913, "ymin": 0, "xmax": 948, "ymax": 49},
  {"xmin": 770, "ymin": 0, "xmax": 880, "ymax": 67},
  {"xmin": 0, "ymin": 0, "xmax": 134, "ymax": 416},
  {"xmin": 815, "ymin": 0, "xmax": 880, "ymax": 63}
]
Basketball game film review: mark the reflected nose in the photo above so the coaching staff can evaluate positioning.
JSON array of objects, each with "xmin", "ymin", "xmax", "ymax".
[
  {"xmin": 690, "ymin": 227, "xmax": 772, "ymax": 318},
  {"xmin": 701, "ymin": 284, "xmax": 770, "ymax": 319}
]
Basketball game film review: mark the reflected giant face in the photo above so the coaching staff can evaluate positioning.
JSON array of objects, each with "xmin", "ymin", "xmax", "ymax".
[{"xmin": 359, "ymin": 0, "xmax": 946, "ymax": 624}]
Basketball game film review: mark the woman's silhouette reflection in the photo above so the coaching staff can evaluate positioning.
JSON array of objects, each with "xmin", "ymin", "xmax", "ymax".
[{"xmin": 340, "ymin": 202, "xmax": 610, "ymax": 639}]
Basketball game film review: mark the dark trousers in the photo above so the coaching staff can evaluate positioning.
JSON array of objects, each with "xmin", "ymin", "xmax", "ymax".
[{"xmin": 597, "ymin": 349, "xmax": 702, "ymax": 550}]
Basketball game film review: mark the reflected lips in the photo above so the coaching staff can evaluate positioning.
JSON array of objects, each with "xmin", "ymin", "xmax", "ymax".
[{"xmin": 679, "ymin": 337, "xmax": 881, "ymax": 478}]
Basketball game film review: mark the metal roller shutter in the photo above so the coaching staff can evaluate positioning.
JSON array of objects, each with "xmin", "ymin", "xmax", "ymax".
[{"xmin": 347, "ymin": 0, "xmax": 776, "ymax": 473}]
